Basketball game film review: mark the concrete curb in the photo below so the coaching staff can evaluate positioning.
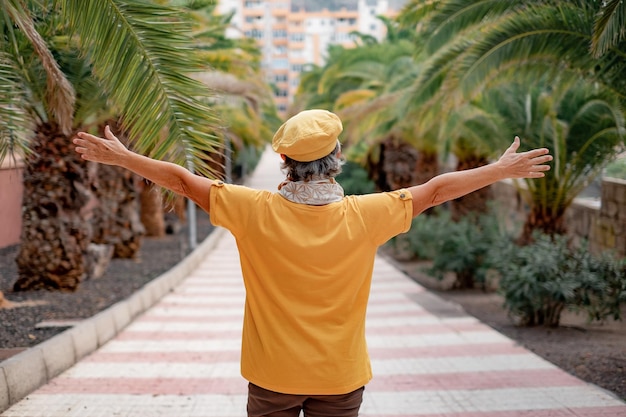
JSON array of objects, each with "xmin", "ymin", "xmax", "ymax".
[{"xmin": 0, "ymin": 226, "xmax": 226, "ymax": 413}]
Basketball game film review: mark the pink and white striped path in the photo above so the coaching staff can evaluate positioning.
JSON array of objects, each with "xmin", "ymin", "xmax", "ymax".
[{"xmin": 3, "ymin": 148, "xmax": 624, "ymax": 417}]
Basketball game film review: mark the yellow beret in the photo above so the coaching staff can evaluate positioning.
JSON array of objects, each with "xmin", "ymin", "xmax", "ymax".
[{"xmin": 272, "ymin": 109, "xmax": 343, "ymax": 162}]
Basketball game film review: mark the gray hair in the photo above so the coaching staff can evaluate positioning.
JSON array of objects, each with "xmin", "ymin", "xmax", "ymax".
[{"xmin": 281, "ymin": 143, "xmax": 344, "ymax": 181}]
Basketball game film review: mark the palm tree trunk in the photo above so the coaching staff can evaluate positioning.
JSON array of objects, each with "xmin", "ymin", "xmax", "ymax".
[
  {"xmin": 450, "ymin": 154, "xmax": 491, "ymax": 221},
  {"xmin": 14, "ymin": 123, "xmax": 95, "ymax": 291},
  {"xmin": 369, "ymin": 137, "xmax": 430, "ymax": 192},
  {"xmin": 519, "ymin": 206, "xmax": 567, "ymax": 245},
  {"xmin": 90, "ymin": 123, "xmax": 145, "ymax": 258},
  {"xmin": 140, "ymin": 182, "xmax": 166, "ymax": 237},
  {"xmin": 91, "ymin": 163, "xmax": 145, "ymax": 258},
  {"xmin": 163, "ymin": 195, "xmax": 187, "ymax": 235},
  {"xmin": 381, "ymin": 137, "xmax": 420, "ymax": 190},
  {"xmin": 414, "ymin": 149, "xmax": 439, "ymax": 186}
]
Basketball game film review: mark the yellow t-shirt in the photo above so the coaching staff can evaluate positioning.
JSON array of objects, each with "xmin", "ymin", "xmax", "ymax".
[{"xmin": 209, "ymin": 182, "xmax": 413, "ymax": 395}]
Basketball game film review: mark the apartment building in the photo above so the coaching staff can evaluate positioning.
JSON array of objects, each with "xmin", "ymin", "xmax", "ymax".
[{"xmin": 217, "ymin": 0, "xmax": 404, "ymax": 114}]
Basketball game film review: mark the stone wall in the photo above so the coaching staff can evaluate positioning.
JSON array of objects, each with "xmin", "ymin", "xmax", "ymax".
[
  {"xmin": 493, "ymin": 178, "xmax": 626, "ymax": 258},
  {"xmin": 574, "ymin": 177, "xmax": 626, "ymax": 258}
]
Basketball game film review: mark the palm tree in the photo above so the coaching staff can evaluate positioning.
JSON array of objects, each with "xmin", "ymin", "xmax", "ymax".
[
  {"xmin": 127, "ymin": 1, "xmax": 280, "ymax": 237},
  {"xmin": 1, "ymin": 0, "xmax": 222, "ymax": 290},
  {"xmin": 393, "ymin": 1, "xmax": 534, "ymax": 218},
  {"xmin": 437, "ymin": 100, "xmax": 511, "ymax": 219},
  {"xmin": 330, "ymin": 42, "xmax": 427, "ymax": 190},
  {"xmin": 397, "ymin": 0, "xmax": 626, "ymax": 235},
  {"xmin": 399, "ymin": 0, "xmax": 626, "ymax": 109},
  {"xmin": 489, "ymin": 79, "xmax": 624, "ymax": 243},
  {"xmin": 294, "ymin": 17, "xmax": 440, "ymax": 191},
  {"xmin": 187, "ymin": 2, "xmax": 280, "ymax": 180}
]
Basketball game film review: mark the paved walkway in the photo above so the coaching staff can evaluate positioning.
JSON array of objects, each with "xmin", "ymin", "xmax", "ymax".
[{"xmin": 2, "ymin": 148, "xmax": 625, "ymax": 417}]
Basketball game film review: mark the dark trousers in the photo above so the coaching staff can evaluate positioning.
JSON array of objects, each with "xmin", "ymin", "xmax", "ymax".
[{"xmin": 247, "ymin": 383, "xmax": 365, "ymax": 417}]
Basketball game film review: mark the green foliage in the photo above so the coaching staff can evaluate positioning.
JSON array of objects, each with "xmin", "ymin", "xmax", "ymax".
[
  {"xmin": 337, "ymin": 161, "xmax": 376, "ymax": 195},
  {"xmin": 61, "ymin": 0, "xmax": 222, "ymax": 177},
  {"xmin": 490, "ymin": 233, "xmax": 626, "ymax": 327},
  {"xmin": 397, "ymin": 0, "xmax": 626, "ymax": 240},
  {"xmin": 0, "ymin": 0, "xmax": 228, "ymax": 177},
  {"xmin": 292, "ymin": 17, "xmax": 427, "ymax": 165},
  {"xmin": 232, "ymin": 144, "xmax": 262, "ymax": 182},
  {"xmin": 425, "ymin": 210, "xmax": 508, "ymax": 289},
  {"xmin": 582, "ymin": 251, "xmax": 626, "ymax": 322},
  {"xmin": 395, "ymin": 209, "xmax": 447, "ymax": 261},
  {"xmin": 482, "ymin": 79, "xmax": 625, "ymax": 240},
  {"xmin": 391, "ymin": 208, "xmax": 509, "ymax": 289},
  {"xmin": 395, "ymin": 208, "xmax": 626, "ymax": 327}
]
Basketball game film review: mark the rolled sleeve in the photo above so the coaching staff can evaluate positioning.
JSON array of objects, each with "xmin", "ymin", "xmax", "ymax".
[
  {"xmin": 354, "ymin": 189, "xmax": 413, "ymax": 246},
  {"xmin": 210, "ymin": 182, "xmax": 266, "ymax": 238}
]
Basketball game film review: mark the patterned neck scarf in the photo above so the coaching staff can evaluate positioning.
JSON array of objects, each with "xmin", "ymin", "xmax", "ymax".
[{"xmin": 278, "ymin": 178, "xmax": 345, "ymax": 205}]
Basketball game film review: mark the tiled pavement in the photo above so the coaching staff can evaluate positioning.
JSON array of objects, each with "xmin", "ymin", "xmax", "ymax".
[{"xmin": 2, "ymin": 148, "xmax": 625, "ymax": 417}]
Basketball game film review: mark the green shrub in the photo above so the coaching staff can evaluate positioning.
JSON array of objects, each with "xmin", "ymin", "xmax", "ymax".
[
  {"xmin": 234, "ymin": 145, "xmax": 262, "ymax": 181},
  {"xmin": 490, "ymin": 233, "xmax": 626, "ymax": 327},
  {"xmin": 576, "ymin": 250, "xmax": 626, "ymax": 322},
  {"xmin": 390, "ymin": 208, "xmax": 509, "ymax": 289},
  {"xmin": 395, "ymin": 208, "xmax": 448, "ymax": 260},
  {"xmin": 337, "ymin": 161, "xmax": 376, "ymax": 195},
  {"xmin": 425, "ymin": 211, "xmax": 508, "ymax": 289}
]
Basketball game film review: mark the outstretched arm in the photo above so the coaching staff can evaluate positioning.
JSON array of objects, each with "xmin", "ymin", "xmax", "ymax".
[
  {"xmin": 409, "ymin": 137, "xmax": 552, "ymax": 217},
  {"xmin": 73, "ymin": 126, "xmax": 214, "ymax": 213}
]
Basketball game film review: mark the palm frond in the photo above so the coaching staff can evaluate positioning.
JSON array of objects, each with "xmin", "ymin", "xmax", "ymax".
[
  {"xmin": 441, "ymin": 101, "xmax": 510, "ymax": 158},
  {"xmin": 4, "ymin": 0, "xmax": 75, "ymax": 134},
  {"xmin": 61, "ymin": 0, "xmax": 221, "ymax": 178},
  {"xmin": 403, "ymin": 26, "xmax": 473, "ymax": 108},
  {"xmin": 0, "ymin": 52, "xmax": 32, "ymax": 163},
  {"xmin": 422, "ymin": 0, "xmax": 522, "ymax": 54},
  {"xmin": 334, "ymin": 89, "xmax": 378, "ymax": 110},
  {"xmin": 498, "ymin": 78, "xmax": 625, "ymax": 216},
  {"xmin": 455, "ymin": 2, "xmax": 619, "ymax": 99},
  {"xmin": 397, "ymin": 0, "xmax": 443, "ymax": 30},
  {"xmin": 592, "ymin": 0, "xmax": 626, "ymax": 58}
]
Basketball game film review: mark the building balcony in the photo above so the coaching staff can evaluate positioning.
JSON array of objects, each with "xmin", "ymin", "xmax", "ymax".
[
  {"xmin": 272, "ymin": 8, "xmax": 288, "ymax": 17},
  {"xmin": 242, "ymin": 8, "xmax": 264, "ymax": 17}
]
